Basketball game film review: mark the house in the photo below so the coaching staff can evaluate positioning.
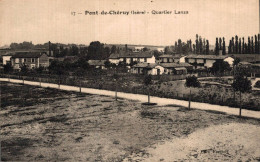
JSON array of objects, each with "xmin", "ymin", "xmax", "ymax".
[
  {"xmin": 131, "ymin": 63, "xmax": 164, "ymax": 75},
  {"xmin": 158, "ymin": 55, "xmax": 186, "ymax": 63},
  {"xmin": 131, "ymin": 62, "xmax": 192, "ymax": 75},
  {"xmin": 228, "ymin": 54, "xmax": 260, "ymax": 63},
  {"xmin": 109, "ymin": 51, "xmax": 156, "ymax": 65},
  {"xmin": 88, "ymin": 60, "xmax": 106, "ymax": 69},
  {"xmin": 160, "ymin": 63, "xmax": 193, "ymax": 75},
  {"xmin": 185, "ymin": 55, "xmax": 234, "ymax": 69},
  {"xmin": 108, "ymin": 53, "xmax": 121, "ymax": 65},
  {"xmin": 10, "ymin": 52, "xmax": 49, "ymax": 70},
  {"xmin": 2, "ymin": 53, "xmax": 15, "ymax": 65}
]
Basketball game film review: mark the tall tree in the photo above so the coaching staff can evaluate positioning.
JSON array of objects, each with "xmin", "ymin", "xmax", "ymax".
[
  {"xmin": 231, "ymin": 37, "xmax": 235, "ymax": 54},
  {"xmin": 245, "ymin": 43, "xmax": 248, "ymax": 54},
  {"xmin": 189, "ymin": 39, "xmax": 193, "ymax": 52},
  {"xmin": 248, "ymin": 37, "xmax": 251, "ymax": 53},
  {"xmin": 258, "ymin": 34, "xmax": 260, "ymax": 54},
  {"xmin": 228, "ymin": 40, "xmax": 232, "ymax": 54},
  {"xmin": 251, "ymin": 36, "xmax": 254, "ymax": 54},
  {"xmin": 203, "ymin": 39, "xmax": 206, "ymax": 54},
  {"xmin": 242, "ymin": 37, "xmax": 245, "ymax": 54},
  {"xmin": 199, "ymin": 36, "xmax": 203, "ymax": 54},
  {"xmin": 195, "ymin": 34, "xmax": 199, "ymax": 54},
  {"xmin": 206, "ymin": 40, "xmax": 209, "ymax": 55},
  {"xmin": 238, "ymin": 38, "xmax": 241, "ymax": 54},
  {"xmin": 235, "ymin": 35, "xmax": 238, "ymax": 53},
  {"xmin": 255, "ymin": 35, "xmax": 258, "ymax": 54},
  {"xmin": 219, "ymin": 37, "xmax": 222, "ymax": 50},
  {"xmin": 215, "ymin": 38, "xmax": 219, "ymax": 55},
  {"xmin": 222, "ymin": 37, "xmax": 226, "ymax": 55},
  {"xmin": 177, "ymin": 39, "xmax": 183, "ymax": 54}
]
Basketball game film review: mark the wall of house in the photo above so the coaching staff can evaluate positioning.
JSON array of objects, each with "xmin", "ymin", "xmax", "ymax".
[
  {"xmin": 205, "ymin": 59, "xmax": 216, "ymax": 68},
  {"xmin": 173, "ymin": 58, "xmax": 180, "ymax": 63},
  {"xmin": 39, "ymin": 54, "xmax": 49, "ymax": 67},
  {"xmin": 147, "ymin": 66, "xmax": 164, "ymax": 75},
  {"xmin": 2, "ymin": 56, "xmax": 12, "ymax": 65},
  {"xmin": 147, "ymin": 56, "xmax": 156, "ymax": 63},
  {"xmin": 163, "ymin": 68, "xmax": 174, "ymax": 74},
  {"xmin": 161, "ymin": 58, "xmax": 174, "ymax": 63},
  {"xmin": 224, "ymin": 57, "xmax": 234, "ymax": 66},
  {"xmin": 197, "ymin": 58, "xmax": 204, "ymax": 64},
  {"xmin": 187, "ymin": 58, "xmax": 196, "ymax": 63},
  {"xmin": 11, "ymin": 57, "xmax": 38, "ymax": 69},
  {"xmin": 109, "ymin": 59, "xmax": 120, "ymax": 65},
  {"xmin": 179, "ymin": 56, "xmax": 186, "ymax": 63}
]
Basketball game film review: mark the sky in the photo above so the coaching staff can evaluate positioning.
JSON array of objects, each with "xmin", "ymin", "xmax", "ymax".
[{"xmin": 0, "ymin": 0, "xmax": 259, "ymax": 46}]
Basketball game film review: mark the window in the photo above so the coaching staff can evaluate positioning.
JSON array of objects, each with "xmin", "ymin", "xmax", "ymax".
[
  {"xmin": 144, "ymin": 58, "xmax": 147, "ymax": 62},
  {"xmin": 24, "ymin": 58, "xmax": 27, "ymax": 62},
  {"xmin": 32, "ymin": 58, "xmax": 35, "ymax": 63}
]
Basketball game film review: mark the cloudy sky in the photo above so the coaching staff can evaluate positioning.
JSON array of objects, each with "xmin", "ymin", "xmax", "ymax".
[{"xmin": 0, "ymin": 0, "xmax": 259, "ymax": 46}]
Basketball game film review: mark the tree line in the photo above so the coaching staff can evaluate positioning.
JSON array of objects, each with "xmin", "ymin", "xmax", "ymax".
[
  {"xmin": 164, "ymin": 34, "xmax": 211, "ymax": 55},
  {"xmin": 214, "ymin": 34, "xmax": 260, "ymax": 55}
]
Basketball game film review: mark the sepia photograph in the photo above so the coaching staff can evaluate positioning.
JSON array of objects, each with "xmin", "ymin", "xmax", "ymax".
[{"xmin": 0, "ymin": 0, "xmax": 260, "ymax": 161}]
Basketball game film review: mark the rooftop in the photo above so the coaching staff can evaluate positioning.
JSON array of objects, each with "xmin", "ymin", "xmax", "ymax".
[
  {"xmin": 109, "ymin": 51, "xmax": 153, "ymax": 59},
  {"xmin": 12, "ymin": 52, "xmax": 47, "ymax": 58},
  {"xmin": 160, "ymin": 63, "xmax": 192, "ymax": 68},
  {"xmin": 88, "ymin": 60, "xmax": 106, "ymax": 66},
  {"xmin": 186, "ymin": 55, "xmax": 231, "ymax": 60}
]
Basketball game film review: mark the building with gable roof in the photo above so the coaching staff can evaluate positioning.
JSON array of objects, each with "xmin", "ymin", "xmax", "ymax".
[{"xmin": 10, "ymin": 51, "xmax": 49, "ymax": 69}]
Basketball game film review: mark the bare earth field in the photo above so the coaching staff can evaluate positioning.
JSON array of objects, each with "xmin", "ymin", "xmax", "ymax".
[{"xmin": 1, "ymin": 82, "xmax": 260, "ymax": 161}]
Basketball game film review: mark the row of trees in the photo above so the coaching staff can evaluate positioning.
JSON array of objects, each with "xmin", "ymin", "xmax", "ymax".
[
  {"xmin": 227, "ymin": 34, "xmax": 260, "ymax": 54},
  {"xmin": 164, "ymin": 34, "xmax": 211, "ymax": 55}
]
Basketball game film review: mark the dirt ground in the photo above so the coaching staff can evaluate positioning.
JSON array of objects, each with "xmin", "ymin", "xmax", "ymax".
[{"xmin": 1, "ymin": 82, "xmax": 260, "ymax": 161}]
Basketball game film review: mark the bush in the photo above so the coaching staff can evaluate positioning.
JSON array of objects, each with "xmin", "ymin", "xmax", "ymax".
[{"xmin": 255, "ymin": 81, "xmax": 260, "ymax": 88}]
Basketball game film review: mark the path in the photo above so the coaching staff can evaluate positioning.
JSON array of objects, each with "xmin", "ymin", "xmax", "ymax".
[{"xmin": 1, "ymin": 78, "xmax": 260, "ymax": 119}]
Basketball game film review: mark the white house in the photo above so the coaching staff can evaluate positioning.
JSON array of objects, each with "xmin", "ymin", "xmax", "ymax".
[
  {"xmin": 109, "ymin": 51, "xmax": 156, "ymax": 65},
  {"xmin": 158, "ymin": 55, "xmax": 186, "ymax": 63},
  {"xmin": 131, "ymin": 62, "xmax": 192, "ymax": 75},
  {"xmin": 185, "ymin": 55, "xmax": 234, "ymax": 69},
  {"xmin": 11, "ymin": 52, "xmax": 49, "ymax": 70},
  {"xmin": 160, "ymin": 63, "xmax": 193, "ymax": 74},
  {"xmin": 131, "ymin": 63, "xmax": 164, "ymax": 75},
  {"xmin": 88, "ymin": 60, "xmax": 106, "ymax": 69},
  {"xmin": 2, "ymin": 53, "xmax": 15, "ymax": 65}
]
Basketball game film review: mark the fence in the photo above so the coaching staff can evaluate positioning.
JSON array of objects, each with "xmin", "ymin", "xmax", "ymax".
[{"xmin": 1, "ymin": 73, "xmax": 259, "ymax": 111}]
